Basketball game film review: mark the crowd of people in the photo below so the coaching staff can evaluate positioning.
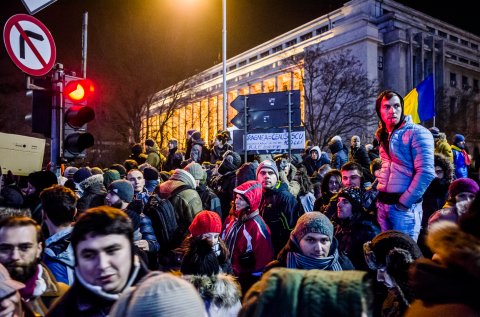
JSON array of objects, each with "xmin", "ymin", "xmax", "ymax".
[{"xmin": 0, "ymin": 90, "xmax": 479, "ymax": 316}]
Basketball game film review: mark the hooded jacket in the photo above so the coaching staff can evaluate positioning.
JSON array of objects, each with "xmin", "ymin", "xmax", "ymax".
[
  {"xmin": 376, "ymin": 115, "xmax": 436, "ymax": 208},
  {"xmin": 328, "ymin": 136, "xmax": 348, "ymax": 170},
  {"xmin": 145, "ymin": 140, "xmax": 165, "ymax": 170},
  {"xmin": 158, "ymin": 169, "xmax": 203, "ymax": 240},
  {"xmin": 182, "ymin": 274, "xmax": 242, "ymax": 317},
  {"xmin": 43, "ymin": 227, "xmax": 75, "ymax": 285},
  {"xmin": 304, "ymin": 146, "xmax": 331, "ymax": 176},
  {"xmin": 222, "ymin": 181, "xmax": 274, "ymax": 277}
]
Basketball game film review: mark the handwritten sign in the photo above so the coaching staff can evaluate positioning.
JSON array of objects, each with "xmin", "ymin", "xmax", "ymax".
[{"xmin": 245, "ymin": 130, "xmax": 305, "ymax": 151}]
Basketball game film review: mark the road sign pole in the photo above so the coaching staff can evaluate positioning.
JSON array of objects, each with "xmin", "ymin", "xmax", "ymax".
[
  {"xmin": 49, "ymin": 64, "xmax": 64, "ymax": 176},
  {"xmin": 288, "ymin": 91, "xmax": 292, "ymax": 158},
  {"xmin": 244, "ymin": 96, "xmax": 248, "ymax": 162}
]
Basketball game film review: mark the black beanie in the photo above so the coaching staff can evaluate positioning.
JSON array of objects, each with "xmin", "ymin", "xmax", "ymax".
[
  {"xmin": 110, "ymin": 164, "xmax": 127, "ymax": 178},
  {"xmin": 143, "ymin": 167, "xmax": 159, "ymax": 181},
  {"xmin": 28, "ymin": 170, "xmax": 58, "ymax": 192},
  {"xmin": 145, "ymin": 139, "xmax": 155, "ymax": 147}
]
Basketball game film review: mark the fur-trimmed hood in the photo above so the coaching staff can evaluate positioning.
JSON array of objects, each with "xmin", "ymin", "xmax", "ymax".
[
  {"xmin": 79, "ymin": 174, "xmax": 106, "ymax": 193},
  {"xmin": 182, "ymin": 273, "xmax": 241, "ymax": 308},
  {"xmin": 427, "ymin": 221, "xmax": 480, "ymax": 279}
]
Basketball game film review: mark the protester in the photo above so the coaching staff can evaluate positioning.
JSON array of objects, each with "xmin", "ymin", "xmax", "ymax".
[
  {"xmin": 374, "ymin": 90, "xmax": 435, "ymax": 241},
  {"xmin": 46, "ymin": 206, "xmax": 150, "ymax": 317}
]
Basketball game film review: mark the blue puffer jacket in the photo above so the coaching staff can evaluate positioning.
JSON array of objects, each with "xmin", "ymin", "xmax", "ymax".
[
  {"xmin": 377, "ymin": 116, "xmax": 436, "ymax": 208},
  {"xmin": 451, "ymin": 145, "xmax": 469, "ymax": 178}
]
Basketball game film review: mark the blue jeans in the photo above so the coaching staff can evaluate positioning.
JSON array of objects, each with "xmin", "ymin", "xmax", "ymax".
[{"xmin": 376, "ymin": 201, "xmax": 422, "ymax": 242}]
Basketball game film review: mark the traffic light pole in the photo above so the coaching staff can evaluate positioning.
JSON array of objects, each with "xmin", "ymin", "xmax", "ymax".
[
  {"xmin": 288, "ymin": 91, "xmax": 292, "ymax": 158},
  {"xmin": 243, "ymin": 96, "xmax": 248, "ymax": 162},
  {"xmin": 50, "ymin": 64, "xmax": 64, "ymax": 176}
]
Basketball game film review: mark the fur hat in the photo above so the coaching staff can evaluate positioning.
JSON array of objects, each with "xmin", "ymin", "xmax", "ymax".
[
  {"xmin": 189, "ymin": 210, "xmax": 222, "ymax": 237},
  {"xmin": 256, "ymin": 159, "xmax": 279, "ymax": 180},
  {"xmin": 336, "ymin": 186, "xmax": 364, "ymax": 213},
  {"xmin": 145, "ymin": 138, "xmax": 156, "ymax": 147},
  {"xmin": 28, "ymin": 170, "xmax": 58, "ymax": 192},
  {"xmin": 184, "ymin": 162, "xmax": 205, "ymax": 181},
  {"xmin": 0, "ymin": 263, "xmax": 25, "ymax": 299},
  {"xmin": 453, "ymin": 134, "xmax": 465, "ymax": 145},
  {"xmin": 143, "ymin": 167, "xmax": 159, "ymax": 181},
  {"xmin": 449, "ymin": 178, "xmax": 479, "ymax": 198},
  {"xmin": 291, "ymin": 212, "xmax": 334, "ymax": 242},
  {"xmin": 428, "ymin": 127, "xmax": 440, "ymax": 139},
  {"xmin": 233, "ymin": 180, "xmax": 263, "ymax": 212},
  {"xmin": 110, "ymin": 164, "xmax": 127, "ymax": 178},
  {"xmin": 109, "ymin": 272, "xmax": 206, "ymax": 317},
  {"xmin": 73, "ymin": 167, "xmax": 92, "ymax": 184},
  {"xmin": 363, "ymin": 230, "xmax": 423, "ymax": 273},
  {"xmin": 108, "ymin": 180, "xmax": 134, "ymax": 203},
  {"xmin": 181, "ymin": 238, "xmax": 220, "ymax": 276}
]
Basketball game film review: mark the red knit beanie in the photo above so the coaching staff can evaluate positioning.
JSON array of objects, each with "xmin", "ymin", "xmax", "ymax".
[{"xmin": 189, "ymin": 210, "xmax": 222, "ymax": 237}]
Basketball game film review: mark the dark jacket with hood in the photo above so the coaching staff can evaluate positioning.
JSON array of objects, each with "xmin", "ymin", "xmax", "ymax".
[
  {"xmin": 77, "ymin": 174, "xmax": 107, "ymax": 214},
  {"xmin": 259, "ymin": 181, "xmax": 300, "ymax": 256},
  {"xmin": 328, "ymin": 136, "xmax": 348, "ymax": 170},
  {"xmin": 303, "ymin": 146, "xmax": 330, "ymax": 176},
  {"xmin": 163, "ymin": 147, "xmax": 184, "ymax": 172}
]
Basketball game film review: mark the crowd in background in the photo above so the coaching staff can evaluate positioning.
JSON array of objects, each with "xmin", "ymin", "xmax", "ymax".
[{"xmin": 0, "ymin": 90, "xmax": 479, "ymax": 316}]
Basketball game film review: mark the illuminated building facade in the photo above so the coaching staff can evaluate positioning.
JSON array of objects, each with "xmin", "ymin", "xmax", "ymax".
[{"xmin": 145, "ymin": 0, "xmax": 480, "ymax": 149}]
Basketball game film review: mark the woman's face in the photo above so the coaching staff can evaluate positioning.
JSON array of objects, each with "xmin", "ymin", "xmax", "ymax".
[
  {"xmin": 235, "ymin": 194, "xmax": 249, "ymax": 211},
  {"xmin": 328, "ymin": 176, "xmax": 341, "ymax": 193},
  {"xmin": 434, "ymin": 165, "xmax": 445, "ymax": 179},
  {"xmin": 299, "ymin": 232, "xmax": 331, "ymax": 259}
]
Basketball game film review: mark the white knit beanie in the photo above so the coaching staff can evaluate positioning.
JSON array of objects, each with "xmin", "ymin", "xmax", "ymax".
[{"xmin": 110, "ymin": 272, "xmax": 206, "ymax": 317}]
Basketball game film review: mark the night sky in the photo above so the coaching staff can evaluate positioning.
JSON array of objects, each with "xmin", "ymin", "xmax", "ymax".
[{"xmin": 1, "ymin": 0, "xmax": 479, "ymax": 89}]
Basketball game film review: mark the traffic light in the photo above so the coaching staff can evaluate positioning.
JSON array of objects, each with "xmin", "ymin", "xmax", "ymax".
[
  {"xmin": 26, "ymin": 78, "xmax": 52, "ymax": 138},
  {"xmin": 62, "ymin": 75, "xmax": 95, "ymax": 159}
]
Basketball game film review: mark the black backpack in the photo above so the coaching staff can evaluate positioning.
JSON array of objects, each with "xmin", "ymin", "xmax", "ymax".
[{"xmin": 143, "ymin": 185, "xmax": 191, "ymax": 253}]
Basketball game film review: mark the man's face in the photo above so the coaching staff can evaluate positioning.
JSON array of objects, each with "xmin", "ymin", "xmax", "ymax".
[
  {"xmin": 299, "ymin": 233, "xmax": 331, "ymax": 259},
  {"xmin": 341, "ymin": 169, "xmax": 362, "ymax": 187},
  {"xmin": 310, "ymin": 150, "xmax": 319, "ymax": 160},
  {"xmin": 168, "ymin": 142, "xmax": 175, "ymax": 150},
  {"xmin": 0, "ymin": 225, "xmax": 42, "ymax": 283},
  {"xmin": 105, "ymin": 192, "xmax": 123, "ymax": 209},
  {"xmin": 257, "ymin": 168, "xmax": 278, "ymax": 190},
  {"xmin": 379, "ymin": 95, "xmax": 402, "ymax": 131},
  {"xmin": 351, "ymin": 137, "xmax": 360, "ymax": 149},
  {"xmin": 76, "ymin": 233, "xmax": 132, "ymax": 294},
  {"xmin": 337, "ymin": 197, "xmax": 353, "ymax": 219},
  {"xmin": 127, "ymin": 170, "xmax": 145, "ymax": 193}
]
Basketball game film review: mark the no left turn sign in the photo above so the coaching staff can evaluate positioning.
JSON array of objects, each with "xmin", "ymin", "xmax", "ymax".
[{"xmin": 3, "ymin": 14, "xmax": 56, "ymax": 76}]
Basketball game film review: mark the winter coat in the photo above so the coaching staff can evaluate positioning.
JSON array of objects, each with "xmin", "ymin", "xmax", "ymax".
[
  {"xmin": 46, "ymin": 257, "xmax": 149, "ymax": 317},
  {"xmin": 452, "ymin": 145, "xmax": 469, "ymax": 178},
  {"xmin": 24, "ymin": 263, "xmax": 68, "ymax": 316},
  {"xmin": 43, "ymin": 227, "xmax": 75, "ymax": 285},
  {"xmin": 210, "ymin": 143, "xmax": 233, "ymax": 164},
  {"xmin": 333, "ymin": 212, "xmax": 380, "ymax": 270},
  {"xmin": 376, "ymin": 115, "xmax": 436, "ymax": 208},
  {"xmin": 278, "ymin": 164, "xmax": 301, "ymax": 198},
  {"xmin": 328, "ymin": 138, "xmax": 348, "ymax": 170},
  {"xmin": 435, "ymin": 138, "xmax": 453, "ymax": 162},
  {"xmin": 77, "ymin": 174, "xmax": 107, "ymax": 214},
  {"xmin": 158, "ymin": 170, "xmax": 203, "ymax": 241},
  {"xmin": 259, "ymin": 182, "xmax": 300, "ymax": 256},
  {"xmin": 303, "ymin": 146, "xmax": 331, "ymax": 176},
  {"xmin": 212, "ymin": 170, "xmax": 237, "ymax": 221},
  {"xmin": 405, "ymin": 221, "xmax": 480, "ymax": 316},
  {"xmin": 196, "ymin": 183, "xmax": 222, "ymax": 217},
  {"xmin": 145, "ymin": 141, "xmax": 165, "ymax": 170},
  {"xmin": 163, "ymin": 147, "xmax": 184, "ymax": 172},
  {"xmin": 240, "ymin": 268, "xmax": 370, "ymax": 317},
  {"xmin": 182, "ymin": 274, "xmax": 242, "ymax": 317},
  {"xmin": 349, "ymin": 145, "xmax": 371, "ymax": 171}
]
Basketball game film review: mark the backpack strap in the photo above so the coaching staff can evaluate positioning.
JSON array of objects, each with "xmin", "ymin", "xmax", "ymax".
[{"xmin": 168, "ymin": 184, "xmax": 192, "ymax": 199}]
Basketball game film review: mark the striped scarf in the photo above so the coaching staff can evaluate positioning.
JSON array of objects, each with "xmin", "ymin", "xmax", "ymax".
[{"xmin": 223, "ymin": 211, "xmax": 259, "ymax": 259}]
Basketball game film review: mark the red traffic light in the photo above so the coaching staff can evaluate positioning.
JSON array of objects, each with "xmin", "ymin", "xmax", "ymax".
[{"xmin": 64, "ymin": 79, "xmax": 94, "ymax": 102}]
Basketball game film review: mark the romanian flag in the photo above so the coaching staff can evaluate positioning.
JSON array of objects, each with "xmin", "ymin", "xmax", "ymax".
[{"xmin": 403, "ymin": 74, "xmax": 435, "ymax": 123}]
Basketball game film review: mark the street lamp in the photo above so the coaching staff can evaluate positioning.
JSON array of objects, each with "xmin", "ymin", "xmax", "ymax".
[{"xmin": 222, "ymin": 0, "xmax": 227, "ymax": 131}]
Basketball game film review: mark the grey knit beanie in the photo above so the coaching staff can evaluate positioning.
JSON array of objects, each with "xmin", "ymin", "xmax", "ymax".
[
  {"xmin": 170, "ymin": 169, "xmax": 196, "ymax": 188},
  {"xmin": 256, "ymin": 159, "xmax": 279, "ymax": 180},
  {"xmin": 291, "ymin": 212, "xmax": 334, "ymax": 242},
  {"xmin": 108, "ymin": 180, "xmax": 134, "ymax": 203},
  {"xmin": 109, "ymin": 272, "xmax": 206, "ymax": 317}
]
